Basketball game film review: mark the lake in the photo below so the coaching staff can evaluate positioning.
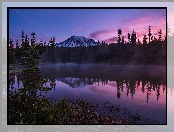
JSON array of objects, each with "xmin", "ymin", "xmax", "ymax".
[{"xmin": 10, "ymin": 63, "xmax": 166, "ymax": 124}]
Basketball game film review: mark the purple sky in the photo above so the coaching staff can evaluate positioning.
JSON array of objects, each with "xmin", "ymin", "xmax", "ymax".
[{"xmin": 9, "ymin": 8, "xmax": 166, "ymax": 44}]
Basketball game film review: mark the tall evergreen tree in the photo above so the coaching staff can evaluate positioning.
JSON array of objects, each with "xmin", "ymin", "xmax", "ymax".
[
  {"xmin": 9, "ymin": 39, "xmax": 15, "ymax": 64},
  {"xmin": 118, "ymin": 29, "xmax": 122, "ymax": 44},
  {"xmin": 128, "ymin": 33, "xmax": 131, "ymax": 43},
  {"xmin": 9, "ymin": 32, "xmax": 51, "ymax": 124},
  {"xmin": 131, "ymin": 30, "xmax": 136, "ymax": 44},
  {"xmin": 148, "ymin": 26, "xmax": 152, "ymax": 43},
  {"xmin": 158, "ymin": 29, "xmax": 162, "ymax": 41},
  {"xmin": 15, "ymin": 39, "xmax": 22, "ymax": 63},
  {"xmin": 48, "ymin": 37, "xmax": 56, "ymax": 62},
  {"xmin": 143, "ymin": 35, "xmax": 148, "ymax": 44},
  {"xmin": 121, "ymin": 36, "xmax": 124, "ymax": 44}
]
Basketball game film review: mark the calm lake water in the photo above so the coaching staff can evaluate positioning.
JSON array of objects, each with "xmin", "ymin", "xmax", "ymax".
[{"xmin": 11, "ymin": 63, "xmax": 166, "ymax": 124}]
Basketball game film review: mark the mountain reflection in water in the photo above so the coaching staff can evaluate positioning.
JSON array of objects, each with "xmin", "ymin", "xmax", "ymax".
[
  {"xmin": 39, "ymin": 64, "xmax": 166, "ymax": 103},
  {"xmin": 45, "ymin": 77, "xmax": 165, "ymax": 103}
]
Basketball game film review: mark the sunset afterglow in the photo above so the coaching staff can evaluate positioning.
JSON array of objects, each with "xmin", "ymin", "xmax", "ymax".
[{"xmin": 9, "ymin": 8, "xmax": 166, "ymax": 44}]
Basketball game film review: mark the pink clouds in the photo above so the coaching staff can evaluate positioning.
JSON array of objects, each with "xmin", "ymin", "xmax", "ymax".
[
  {"xmin": 102, "ymin": 36, "xmax": 118, "ymax": 43},
  {"xmin": 120, "ymin": 9, "xmax": 166, "ymax": 40},
  {"xmin": 88, "ymin": 9, "xmax": 166, "ymax": 43},
  {"xmin": 88, "ymin": 29, "xmax": 112, "ymax": 38},
  {"xmin": 88, "ymin": 29, "xmax": 119, "ymax": 43},
  {"xmin": 123, "ymin": 9, "xmax": 166, "ymax": 25},
  {"xmin": 123, "ymin": 20, "xmax": 166, "ymax": 42}
]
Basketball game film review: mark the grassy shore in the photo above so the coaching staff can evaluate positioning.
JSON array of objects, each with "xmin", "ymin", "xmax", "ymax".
[{"xmin": 9, "ymin": 90, "xmax": 136, "ymax": 125}]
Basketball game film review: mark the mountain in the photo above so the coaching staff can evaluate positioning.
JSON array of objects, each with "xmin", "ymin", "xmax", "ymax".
[
  {"xmin": 56, "ymin": 77, "xmax": 97, "ymax": 88},
  {"xmin": 55, "ymin": 35, "xmax": 99, "ymax": 47}
]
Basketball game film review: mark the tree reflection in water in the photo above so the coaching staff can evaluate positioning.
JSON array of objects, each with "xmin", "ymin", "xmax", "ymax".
[{"xmin": 11, "ymin": 72, "xmax": 166, "ymax": 103}]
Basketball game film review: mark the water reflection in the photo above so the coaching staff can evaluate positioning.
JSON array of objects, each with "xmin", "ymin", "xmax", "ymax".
[
  {"xmin": 56, "ymin": 78, "xmax": 165, "ymax": 103},
  {"xmin": 40, "ymin": 64, "xmax": 166, "ymax": 103},
  {"xmin": 10, "ymin": 64, "xmax": 166, "ymax": 102}
]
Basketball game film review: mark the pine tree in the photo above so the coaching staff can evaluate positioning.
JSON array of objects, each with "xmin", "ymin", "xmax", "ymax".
[
  {"xmin": 121, "ymin": 36, "xmax": 124, "ymax": 44},
  {"xmin": 137, "ymin": 39, "xmax": 141, "ymax": 44},
  {"xmin": 158, "ymin": 29, "xmax": 162, "ymax": 41},
  {"xmin": 118, "ymin": 29, "xmax": 122, "ymax": 44},
  {"xmin": 21, "ymin": 30, "xmax": 30, "ymax": 59},
  {"xmin": 143, "ymin": 35, "xmax": 148, "ymax": 44},
  {"xmin": 131, "ymin": 30, "xmax": 136, "ymax": 44},
  {"xmin": 128, "ymin": 33, "xmax": 131, "ymax": 43},
  {"xmin": 9, "ymin": 32, "xmax": 52, "ymax": 124},
  {"xmin": 48, "ymin": 37, "xmax": 56, "ymax": 62},
  {"xmin": 148, "ymin": 26, "xmax": 152, "ymax": 43},
  {"xmin": 97, "ymin": 40, "xmax": 100, "ymax": 45},
  {"xmin": 15, "ymin": 39, "xmax": 21, "ymax": 63},
  {"xmin": 20, "ymin": 32, "xmax": 50, "ymax": 98},
  {"xmin": 9, "ymin": 39, "xmax": 15, "ymax": 64}
]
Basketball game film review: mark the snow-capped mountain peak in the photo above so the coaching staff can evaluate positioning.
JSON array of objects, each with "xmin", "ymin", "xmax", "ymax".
[{"xmin": 55, "ymin": 35, "xmax": 99, "ymax": 47}]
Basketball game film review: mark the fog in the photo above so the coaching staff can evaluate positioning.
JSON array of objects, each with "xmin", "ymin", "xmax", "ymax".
[{"xmin": 39, "ymin": 63, "xmax": 166, "ymax": 85}]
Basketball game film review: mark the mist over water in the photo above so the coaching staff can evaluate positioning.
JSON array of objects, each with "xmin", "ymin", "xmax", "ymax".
[
  {"xmin": 39, "ymin": 63, "xmax": 166, "ymax": 83},
  {"xmin": 36, "ymin": 64, "xmax": 166, "ymax": 123}
]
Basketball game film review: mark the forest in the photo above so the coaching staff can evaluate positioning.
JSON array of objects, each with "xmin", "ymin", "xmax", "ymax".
[{"xmin": 9, "ymin": 26, "xmax": 166, "ymax": 66}]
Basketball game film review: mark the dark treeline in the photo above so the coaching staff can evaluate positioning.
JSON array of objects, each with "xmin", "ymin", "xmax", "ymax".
[
  {"xmin": 9, "ymin": 26, "xmax": 166, "ymax": 65},
  {"xmin": 55, "ymin": 41, "xmax": 166, "ymax": 65}
]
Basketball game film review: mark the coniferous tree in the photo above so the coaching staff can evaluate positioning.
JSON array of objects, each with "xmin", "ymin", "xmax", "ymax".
[
  {"xmin": 48, "ymin": 37, "xmax": 56, "ymax": 62},
  {"xmin": 148, "ymin": 26, "xmax": 152, "ymax": 43},
  {"xmin": 143, "ymin": 35, "xmax": 148, "ymax": 44},
  {"xmin": 15, "ymin": 40, "xmax": 19, "ymax": 56},
  {"xmin": 97, "ymin": 40, "xmax": 100, "ymax": 45},
  {"xmin": 14, "ymin": 39, "xmax": 22, "ymax": 64},
  {"xmin": 21, "ymin": 30, "xmax": 30, "ymax": 59},
  {"xmin": 9, "ymin": 32, "xmax": 51, "ymax": 124},
  {"xmin": 158, "ymin": 29, "xmax": 162, "ymax": 41},
  {"xmin": 131, "ymin": 30, "xmax": 136, "ymax": 44},
  {"xmin": 128, "ymin": 33, "xmax": 131, "ymax": 43},
  {"xmin": 118, "ymin": 29, "xmax": 122, "ymax": 44},
  {"xmin": 121, "ymin": 36, "xmax": 124, "ymax": 44},
  {"xmin": 9, "ymin": 39, "xmax": 15, "ymax": 64},
  {"xmin": 137, "ymin": 39, "xmax": 141, "ymax": 44}
]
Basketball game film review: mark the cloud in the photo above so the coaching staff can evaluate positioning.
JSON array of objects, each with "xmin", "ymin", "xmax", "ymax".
[
  {"xmin": 88, "ymin": 9, "xmax": 166, "ymax": 43},
  {"xmin": 88, "ymin": 29, "xmax": 112, "ymax": 38},
  {"xmin": 121, "ymin": 15, "xmax": 166, "ymax": 42},
  {"xmin": 121, "ymin": 9, "xmax": 166, "ymax": 37},
  {"xmin": 15, "ymin": 9, "xmax": 50, "ymax": 37},
  {"xmin": 122, "ymin": 9, "xmax": 166, "ymax": 25},
  {"xmin": 102, "ymin": 36, "xmax": 118, "ymax": 43}
]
